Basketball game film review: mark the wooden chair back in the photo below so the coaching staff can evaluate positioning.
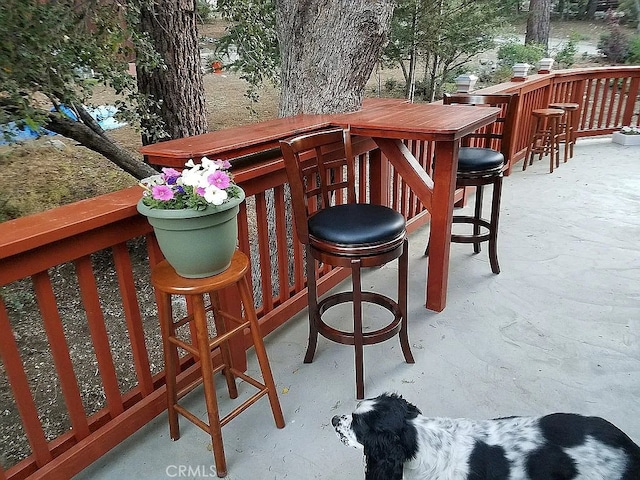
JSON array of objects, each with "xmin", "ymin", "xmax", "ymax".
[
  {"xmin": 279, "ymin": 127, "xmax": 357, "ymax": 245},
  {"xmin": 443, "ymin": 93, "xmax": 520, "ymax": 162}
]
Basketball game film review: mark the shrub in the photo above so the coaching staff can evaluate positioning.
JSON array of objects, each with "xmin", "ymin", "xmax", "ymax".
[
  {"xmin": 552, "ymin": 32, "xmax": 579, "ymax": 68},
  {"xmin": 497, "ymin": 40, "xmax": 546, "ymax": 68},
  {"xmin": 598, "ymin": 27, "xmax": 630, "ymax": 63},
  {"xmin": 626, "ymin": 35, "xmax": 640, "ymax": 64},
  {"xmin": 384, "ymin": 78, "xmax": 399, "ymax": 92},
  {"xmin": 196, "ymin": 0, "xmax": 216, "ymax": 23}
]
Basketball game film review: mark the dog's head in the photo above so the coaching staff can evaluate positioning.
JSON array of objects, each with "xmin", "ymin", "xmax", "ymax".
[{"xmin": 332, "ymin": 393, "xmax": 421, "ymax": 480}]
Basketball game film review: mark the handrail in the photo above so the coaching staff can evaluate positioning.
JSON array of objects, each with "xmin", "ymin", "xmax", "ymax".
[
  {"xmin": 472, "ymin": 66, "xmax": 640, "ymax": 174},
  {"xmin": 1, "ymin": 65, "xmax": 639, "ymax": 479}
]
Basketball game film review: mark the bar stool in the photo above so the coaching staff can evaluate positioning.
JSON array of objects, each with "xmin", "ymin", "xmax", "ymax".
[
  {"xmin": 152, "ymin": 251, "xmax": 285, "ymax": 478},
  {"xmin": 549, "ymin": 102, "xmax": 580, "ymax": 163},
  {"xmin": 280, "ymin": 127, "xmax": 414, "ymax": 400},
  {"xmin": 523, "ymin": 108, "xmax": 565, "ymax": 173},
  {"xmin": 428, "ymin": 93, "xmax": 520, "ymax": 274}
]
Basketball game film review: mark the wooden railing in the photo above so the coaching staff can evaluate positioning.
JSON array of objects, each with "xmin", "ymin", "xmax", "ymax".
[
  {"xmin": 1, "ymin": 66, "xmax": 639, "ymax": 479},
  {"xmin": 478, "ymin": 66, "xmax": 640, "ymax": 174}
]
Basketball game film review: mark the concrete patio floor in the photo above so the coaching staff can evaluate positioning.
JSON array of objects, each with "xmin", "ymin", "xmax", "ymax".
[{"xmin": 76, "ymin": 136, "xmax": 640, "ymax": 480}]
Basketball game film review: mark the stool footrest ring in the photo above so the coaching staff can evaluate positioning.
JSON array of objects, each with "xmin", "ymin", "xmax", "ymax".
[
  {"xmin": 314, "ymin": 291, "xmax": 403, "ymax": 346},
  {"xmin": 451, "ymin": 216, "xmax": 492, "ymax": 244}
]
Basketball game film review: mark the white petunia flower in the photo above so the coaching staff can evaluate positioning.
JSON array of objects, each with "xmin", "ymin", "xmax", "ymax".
[{"xmin": 203, "ymin": 185, "xmax": 228, "ymax": 205}]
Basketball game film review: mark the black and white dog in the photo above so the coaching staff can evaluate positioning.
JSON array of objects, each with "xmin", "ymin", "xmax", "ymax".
[{"xmin": 332, "ymin": 393, "xmax": 640, "ymax": 479}]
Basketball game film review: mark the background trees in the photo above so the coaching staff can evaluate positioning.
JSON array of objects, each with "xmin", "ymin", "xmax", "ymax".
[
  {"xmin": 526, "ymin": 0, "xmax": 552, "ymax": 49},
  {"xmin": 0, "ymin": 0, "xmax": 159, "ymax": 178},
  {"xmin": 382, "ymin": 0, "xmax": 507, "ymax": 102},
  {"xmin": 137, "ymin": 0, "xmax": 208, "ymax": 145}
]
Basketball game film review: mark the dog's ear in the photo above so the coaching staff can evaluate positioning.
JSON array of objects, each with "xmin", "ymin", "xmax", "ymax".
[
  {"xmin": 364, "ymin": 440, "xmax": 406, "ymax": 480},
  {"xmin": 364, "ymin": 449, "xmax": 404, "ymax": 480}
]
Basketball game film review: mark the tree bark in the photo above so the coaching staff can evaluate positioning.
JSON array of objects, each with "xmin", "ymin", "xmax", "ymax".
[
  {"xmin": 586, "ymin": 0, "xmax": 598, "ymax": 19},
  {"xmin": 137, "ymin": 0, "xmax": 208, "ymax": 145},
  {"xmin": 276, "ymin": 0, "xmax": 395, "ymax": 116},
  {"xmin": 45, "ymin": 113, "xmax": 159, "ymax": 179},
  {"xmin": 525, "ymin": 0, "xmax": 551, "ymax": 51}
]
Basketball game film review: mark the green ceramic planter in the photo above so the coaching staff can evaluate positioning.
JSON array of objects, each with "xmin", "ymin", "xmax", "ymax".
[{"xmin": 137, "ymin": 187, "xmax": 245, "ymax": 278}]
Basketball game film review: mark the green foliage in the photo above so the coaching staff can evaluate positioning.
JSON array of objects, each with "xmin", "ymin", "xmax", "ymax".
[
  {"xmin": 598, "ymin": 27, "xmax": 630, "ymax": 63},
  {"xmin": 196, "ymin": 0, "xmax": 217, "ymax": 23},
  {"xmin": 626, "ymin": 35, "xmax": 640, "ymax": 64},
  {"xmin": 497, "ymin": 40, "xmax": 546, "ymax": 68},
  {"xmin": 383, "ymin": 0, "xmax": 507, "ymax": 101},
  {"xmin": 618, "ymin": 0, "xmax": 640, "ymax": 29},
  {"xmin": 0, "ymin": 0, "xmax": 164, "ymax": 140},
  {"xmin": 492, "ymin": 65, "xmax": 516, "ymax": 83},
  {"xmin": 216, "ymin": 0, "xmax": 280, "ymax": 103},
  {"xmin": 384, "ymin": 78, "xmax": 400, "ymax": 92},
  {"xmin": 552, "ymin": 32, "xmax": 580, "ymax": 68}
]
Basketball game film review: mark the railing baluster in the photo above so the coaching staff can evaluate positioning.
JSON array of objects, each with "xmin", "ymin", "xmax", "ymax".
[
  {"xmin": 112, "ymin": 243, "xmax": 153, "ymax": 397},
  {"xmin": 254, "ymin": 191, "xmax": 274, "ymax": 312},
  {"xmin": 0, "ymin": 299, "xmax": 53, "ymax": 468},
  {"xmin": 273, "ymin": 185, "xmax": 290, "ymax": 306},
  {"xmin": 74, "ymin": 256, "xmax": 124, "ymax": 418},
  {"xmin": 32, "ymin": 271, "xmax": 91, "ymax": 441}
]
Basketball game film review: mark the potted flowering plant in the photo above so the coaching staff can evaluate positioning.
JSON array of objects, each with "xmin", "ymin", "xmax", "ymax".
[
  {"xmin": 612, "ymin": 126, "xmax": 640, "ymax": 146},
  {"xmin": 137, "ymin": 157, "xmax": 246, "ymax": 278}
]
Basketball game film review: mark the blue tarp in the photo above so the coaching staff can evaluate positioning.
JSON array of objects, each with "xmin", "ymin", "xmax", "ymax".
[{"xmin": 0, "ymin": 105, "xmax": 127, "ymax": 145}]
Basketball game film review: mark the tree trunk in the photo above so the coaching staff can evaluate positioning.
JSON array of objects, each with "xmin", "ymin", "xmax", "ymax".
[
  {"xmin": 137, "ymin": 0, "xmax": 208, "ymax": 145},
  {"xmin": 586, "ymin": 0, "xmax": 598, "ymax": 19},
  {"xmin": 46, "ymin": 113, "xmax": 158, "ymax": 180},
  {"xmin": 525, "ymin": 0, "xmax": 551, "ymax": 51},
  {"xmin": 276, "ymin": 0, "xmax": 395, "ymax": 116}
]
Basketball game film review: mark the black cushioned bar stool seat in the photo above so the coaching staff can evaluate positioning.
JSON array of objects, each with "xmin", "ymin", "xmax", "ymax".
[{"xmin": 309, "ymin": 204, "xmax": 406, "ymax": 246}]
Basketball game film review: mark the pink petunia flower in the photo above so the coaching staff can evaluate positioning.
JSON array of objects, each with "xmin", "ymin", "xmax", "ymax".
[
  {"xmin": 161, "ymin": 168, "xmax": 181, "ymax": 184},
  {"xmin": 151, "ymin": 185, "xmax": 175, "ymax": 201},
  {"xmin": 207, "ymin": 171, "xmax": 230, "ymax": 190}
]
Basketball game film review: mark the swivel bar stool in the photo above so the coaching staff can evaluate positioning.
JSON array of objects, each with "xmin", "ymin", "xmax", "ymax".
[
  {"xmin": 429, "ymin": 93, "xmax": 520, "ymax": 274},
  {"xmin": 152, "ymin": 251, "xmax": 285, "ymax": 478},
  {"xmin": 280, "ymin": 127, "xmax": 414, "ymax": 399}
]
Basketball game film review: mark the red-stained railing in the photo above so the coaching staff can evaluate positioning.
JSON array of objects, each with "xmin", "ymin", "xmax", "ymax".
[
  {"xmin": 476, "ymin": 66, "xmax": 640, "ymax": 174},
  {"xmin": 1, "ymin": 66, "xmax": 639, "ymax": 479}
]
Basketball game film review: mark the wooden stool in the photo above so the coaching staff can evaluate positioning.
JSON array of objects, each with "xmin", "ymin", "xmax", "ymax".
[
  {"xmin": 523, "ymin": 108, "xmax": 565, "ymax": 173},
  {"xmin": 549, "ymin": 102, "xmax": 580, "ymax": 163},
  {"xmin": 152, "ymin": 251, "xmax": 285, "ymax": 478}
]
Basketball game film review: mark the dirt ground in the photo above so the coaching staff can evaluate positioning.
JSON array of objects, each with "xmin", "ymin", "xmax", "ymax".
[{"xmin": 0, "ymin": 18, "xmax": 624, "ymax": 470}]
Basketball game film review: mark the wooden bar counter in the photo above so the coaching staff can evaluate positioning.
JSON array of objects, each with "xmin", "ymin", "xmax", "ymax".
[{"xmin": 140, "ymin": 99, "xmax": 499, "ymax": 312}]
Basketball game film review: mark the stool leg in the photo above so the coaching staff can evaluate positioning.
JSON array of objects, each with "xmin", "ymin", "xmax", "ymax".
[
  {"xmin": 489, "ymin": 176, "xmax": 503, "ymax": 274},
  {"xmin": 473, "ymin": 185, "xmax": 484, "ymax": 254},
  {"xmin": 192, "ymin": 296, "xmax": 227, "ymax": 478},
  {"xmin": 551, "ymin": 117, "xmax": 560, "ymax": 168},
  {"xmin": 549, "ymin": 118, "xmax": 557, "ymax": 173},
  {"xmin": 352, "ymin": 258, "xmax": 365, "ymax": 399},
  {"xmin": 398, "ymin": 239, "xmax": 414, "ymax": 364},
  {"xmin": 562, "ymin": 113, "xmax": 570, "ymax": 164},
  {"xmin": 157, "ymin": 291, "xmax": 180, "ymax": 441},
  {"xmin": 304, "ymin": 245, "xmax": 319, "ymax": 364},
  {"xmin": 523, "ymin": 118, "xmax": 538, "ymax": 171},
  {"xmin": 237, "ymin": 276, "xmax": 285, "ymax": 429},
  {"xmin": 568, "ymin": 113, "xmax": 576, "ymax": 158},
  {"xmin": 209, "ymin": 291, "xmax": 238, "ymax": 400}
]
